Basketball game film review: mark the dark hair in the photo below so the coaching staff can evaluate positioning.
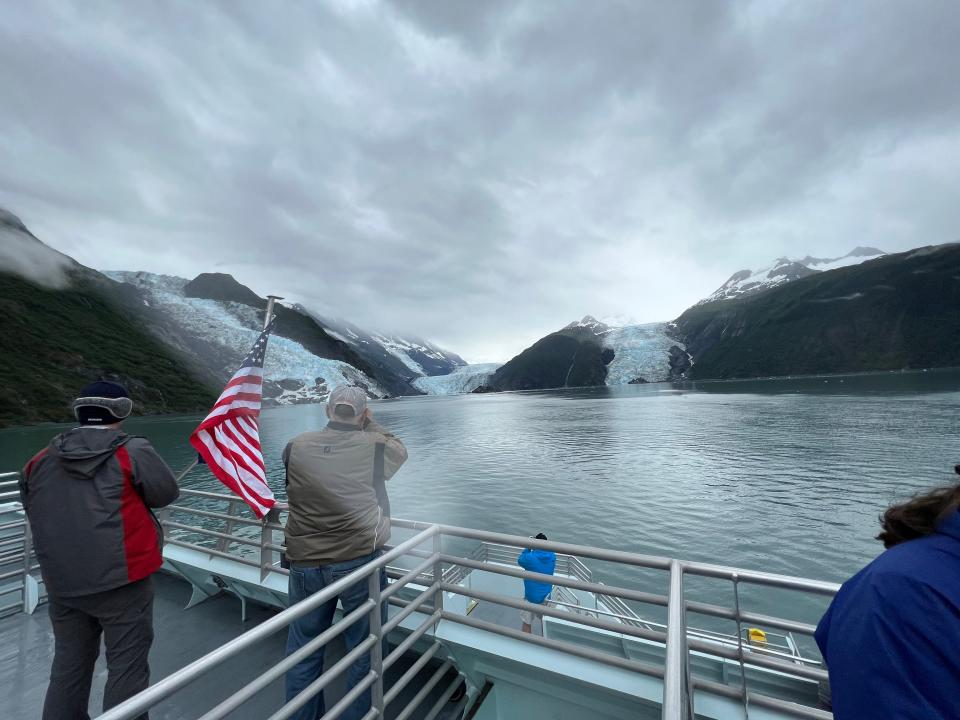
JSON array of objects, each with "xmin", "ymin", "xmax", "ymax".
[
  {"xmin": 333, "ymin": 403, "xmax": 356, "ymax": 419},
  {"xmin": 876, "ymin": 465, "xmax": 960, "ymax": 549},
  {"xmin": 535, "ymin": 532, "xmax": 548, "ymax": 541}
]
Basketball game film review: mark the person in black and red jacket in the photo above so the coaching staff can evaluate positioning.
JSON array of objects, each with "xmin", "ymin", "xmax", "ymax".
[{"xmin": 19, "ymin": 381, "xmax": 179, "ymax": 720}]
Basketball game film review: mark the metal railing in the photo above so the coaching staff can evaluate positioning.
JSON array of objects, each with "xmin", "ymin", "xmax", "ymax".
[
  {"xmin": 97, "ymin": 523, "xmax": 461, "ymax": 720},
  {"xmin": 6, "ymin": 482, "xmax": 837, "ymax": 719},
  {"xmin": 0, "ymin": 472, "xmax": 41, "ymax": 617},
  {"xmin": 393, "ymin": 520, "xmax": 838, "ymax": 720}
]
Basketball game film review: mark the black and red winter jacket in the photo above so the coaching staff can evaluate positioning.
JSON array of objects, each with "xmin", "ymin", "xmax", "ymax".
[{"xmin": 19, "ymin": 427, "xmax": 179, "ymax": 598}]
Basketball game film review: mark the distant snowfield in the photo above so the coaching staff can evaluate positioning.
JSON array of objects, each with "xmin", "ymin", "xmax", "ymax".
[
  {"xmin": 601, "ymin": 322, "xmax": 679, "ymax": 384},
  {"xmin": 413, "ymin": 363, "xmax": 501, "ymax": 395},
  {"xmin": 105, "ymin": 271, "xmax": 386, "ymax": 402},
  {"xmin": 702, "ymin": 248, "xmax": 886, "ymax": 304}
]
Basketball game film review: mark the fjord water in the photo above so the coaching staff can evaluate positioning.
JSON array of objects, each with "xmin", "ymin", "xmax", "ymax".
[{"xmin": 3, "ymin": 370, "xmax": 959, "ymax": 629}]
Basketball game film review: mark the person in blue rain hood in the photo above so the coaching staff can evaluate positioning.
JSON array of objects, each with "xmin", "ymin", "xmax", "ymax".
[
  {"xmin": 517, "ymin": 533, "xmax": 557, "ymax": 634},
  {"xmin": 815, "ymin": 464, "xmax": 960, "ymax": 719}
]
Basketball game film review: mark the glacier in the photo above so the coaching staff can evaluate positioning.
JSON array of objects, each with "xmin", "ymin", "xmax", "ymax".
[
  {"xmin": 601, "ymin": 322, "xmax": 681, "ymax": 384},
  {"xmin": 105, "ymin": 271, "xmax": 386, "ymax": 404},
  {"xmin": 413, "ymin": 364, "xmax": 501, "ymax": 395},
  {"xmin": 564, "ymin": 316, "xmax": 682, "ymax": 384}
]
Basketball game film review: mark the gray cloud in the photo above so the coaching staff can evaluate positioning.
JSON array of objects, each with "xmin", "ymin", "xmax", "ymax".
[
  {"xmin": 0, "ymin": 210, "xmax": 72, "ymax": 288},
  {"xmin": 1, "ymin": 0, "xmax": 958, "ymax": 361}
]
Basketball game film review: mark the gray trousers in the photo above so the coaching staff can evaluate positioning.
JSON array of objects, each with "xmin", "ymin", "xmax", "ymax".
[{"xmin": 43, "ymin": 577, "xmax": 154, "ymax": 720}]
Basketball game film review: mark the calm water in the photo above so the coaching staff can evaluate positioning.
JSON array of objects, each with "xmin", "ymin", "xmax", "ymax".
[{"xmin": 4, "ymin": 370, "xmax": 959, "ymax": 630}]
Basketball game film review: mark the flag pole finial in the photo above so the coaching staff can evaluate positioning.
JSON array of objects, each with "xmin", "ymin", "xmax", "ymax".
[{"xmin": 264, "ymin": 296, "xmax": 283, "ymax": 331}]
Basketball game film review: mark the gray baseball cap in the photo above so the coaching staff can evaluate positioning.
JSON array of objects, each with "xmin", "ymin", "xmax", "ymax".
[{"xmin": 328, "ymin": 385, "xmax": 367, "ymax": 416}]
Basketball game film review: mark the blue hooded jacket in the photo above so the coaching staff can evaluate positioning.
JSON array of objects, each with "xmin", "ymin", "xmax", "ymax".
[
  {"xmin": 517, "ymin": 548, "xmax": 557, "ymax": 604},
  {"xmin": 815, "ymin": 511, "xmax": 960, "ymax": 719}
]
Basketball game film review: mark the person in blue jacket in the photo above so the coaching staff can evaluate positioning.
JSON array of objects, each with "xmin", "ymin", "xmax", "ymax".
[
  {"xmin": 517, "ymin": 533, "xmax": 557, "ymax": 634},
  {"xmin": 815, "ymin": 465, "xmax": 960, "ymax": 719}
]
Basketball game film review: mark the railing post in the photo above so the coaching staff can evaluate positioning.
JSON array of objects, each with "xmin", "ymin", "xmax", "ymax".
[
  {"xmin": 22, "ymin": 517, "xmax": 39, "ymax": 614},
  {"xmin": 215, "ymin": 500, "xmax": 240, "ymax": 554},
  {"xmin": 732, "ymin": 573, "xmax": 750, "ymax": 719},
  {"xmin": 157, "ymin": 507, "xmax": 172, "ymax": 541},
  {"xmin": 432, "ymin": 529, "xmax": 444, "ymax": 617},
  {"xmin": 259, "ymin": 509, "xmax": 277, "ymax": 582},
  {"xmin": 368, "ymin": 569, "xmax": 385, "ymax": 718},
  {"xmin": 663, "ymin": 559, "xmax": 689, "ymax": 720},
  {"xmin": 259, "ymin": 506, "xmax": 282, "ymax": 581}
]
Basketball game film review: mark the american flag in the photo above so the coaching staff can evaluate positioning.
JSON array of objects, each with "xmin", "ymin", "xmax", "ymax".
[{"xmin": 189, "ymin": 321, "xmax": 276, "ymax": 518}]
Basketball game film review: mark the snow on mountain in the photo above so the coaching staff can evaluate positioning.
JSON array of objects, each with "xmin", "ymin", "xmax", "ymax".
[
  {"xmin": 701, "ymin": 247, "xmax": 886, "ymax": 304},
  {"xmin": 311, "ymin": 314, "xmax": 466, "ymax": 379},
  {"xmin": 413, "ymin": 363, "xmax": 501, "ymax": 395},
  {"xmin": 105, "ymin": 271, "xmax": 386, "ymax": 404},
  {"xmin": 562, "ymin": 316, "xmax": 682, "ymax": 384}
]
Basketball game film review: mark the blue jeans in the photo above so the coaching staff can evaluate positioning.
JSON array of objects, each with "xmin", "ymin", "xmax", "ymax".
[{"xmin": 284, "ymin": 551, "xmax": 388, "ymax": 720}]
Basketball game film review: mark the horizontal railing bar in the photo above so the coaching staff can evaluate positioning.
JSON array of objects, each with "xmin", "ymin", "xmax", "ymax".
[
  {"xmin": 381, "ymin": 555, "xmax": 437, "ymax": 602},
  {"xmin": 383, "ymin": 641, "xmax": 442, "ymax": 706},
  {"xmin": 178, "ymin": 488, "xmax": 248, "ymax": 502},
  {"xmin": 383, "ymin": 611, "xmax": 442, "ymax": 672},
  {"xmin": 163, "ymin": 521, "xmax": 268, "ymax": 549},
  {"xmin": 441, "ymin": 583, "xmax": 667, "ymax": 644},
  {"xmin": 0, "ymin": 601, "xmax": 22, "ymax": 616},
  {"xmin": 682, "ymin": 561, "xmax": 840, "ymax": 596},
  {"xmin": 0, "ymin": 491, "xmax": 21, "ymax": 502},
  {"xmin": 394, "ymin": 661, "xmax": 453, "ymax": 720},
  {"xmin": 0, "ymin": 480, "xmax": 20, "ymax": 489},
  {"xmin": 316, "ymin": 670, "xmax": 377, "ymax": 720},
  {"xmin": 685, "ymin": 600, "xmax": 819, "ymax": 637},
  {"xmin": 0, "ymin": 472, "xmax": 19, "ymax": 478},
  {"xmin": 0, "ymin": 519, "xmax": 26, "ymax": 532},
  {"xmin": 0, "ymin": 567, "xmax": 26, "ymax": 582},
  {"xmin": 98, "ymin": 525, "xmax": 437, "ymax": 720},
  {"xmin": 422, "ymin": 672, "xmax": 464, "ymax": 720},
  {"xmin": 395, "ymin": 519, "xmax": 675, "ymax": 571},
  {"xmin": 399, "ymin": 519, "xmax": 839, "ymax": 597},
  {"xmin": 383, "ymin": 583, "xmax": 439, "ymax": 635},
  {"xmin": 266, "ymin": 638, "xmax": 377, "ymax": 720},
  {"xmin": 440, "ymin": 611, "xmax": 665, "ymax": 679},
  {"xmin": 686, "ymin": 637, "xmax": 828, "ymax": 682},
  {"xmin": 692, "ymin": 677, "xmax": 832, "ymax": 719},
  {"xmin": 167, "ymin": 505, "xmax": 266, "ymax": 528},
  {"xmin": 195, "ymin": 600, "xmax": 376, "ymax": 720},
  {"xmin": 0, "ymin": 536, "xmax": 24, "ymax": 549},
  {"xmin": 439, "ymin": 553, "xmax": 667, "ymax": 607},
  {"xmin": 546, "ymin": 598, "xmax": 639, "ymax": 622},
  {"xmin": 164, "ymin": 539, "xmax": 267, "ymax": 571},
  {"xmin": 438, "ymin": 548, "xmax": 825, "ymax": 639}
]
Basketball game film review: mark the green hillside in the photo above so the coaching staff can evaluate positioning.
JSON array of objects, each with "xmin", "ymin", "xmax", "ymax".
[
  {"xmin": 0, "ymin": 271, "xmax": 217, "ymax": 426},
  {"xmin": 674, "ymin": 244, "xmax": 960, "ymax": 379}
]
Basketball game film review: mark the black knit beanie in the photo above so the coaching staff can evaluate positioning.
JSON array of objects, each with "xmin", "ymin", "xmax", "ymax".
[{"xmin": 73, "ymin": 381, "xmax": 133, "ymax": 426}]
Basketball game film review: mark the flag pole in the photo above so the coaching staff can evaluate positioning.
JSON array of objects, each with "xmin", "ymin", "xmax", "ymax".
[
  {"xmin": 174, "ymin": 295, "xmax": 283, "ymax": 486},
  {"xmin": 264, "ymin": 295, "xmax": 283, "ymax": 330}
]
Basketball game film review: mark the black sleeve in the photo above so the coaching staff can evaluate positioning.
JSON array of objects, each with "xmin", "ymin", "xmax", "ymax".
[
  {"xmin": 128, "ymin": 439, "xmax": 180, "ymax": 508},
  {"xmin": 282, "ymin": 442, "xmax": 292, "ymax": 486}
]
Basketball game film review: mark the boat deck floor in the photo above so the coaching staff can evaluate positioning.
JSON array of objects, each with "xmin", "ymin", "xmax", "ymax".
[
  {"xmin": 467, "ymin": 597, "xmax": 543, "ymax": 636},
  {"xmin": 1, "ymin": 573, "xmax": 462, "ymax": 720}
]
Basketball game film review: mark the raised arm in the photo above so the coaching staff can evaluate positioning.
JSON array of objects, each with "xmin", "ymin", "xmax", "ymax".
[{"xmin": 365, "ymin": 421, "xmax": 408, "ymax": 480}]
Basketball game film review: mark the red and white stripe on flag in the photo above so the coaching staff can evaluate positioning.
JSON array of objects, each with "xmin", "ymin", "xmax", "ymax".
[{"xmin": 189, "ymin": 340, "xmax": 276, "ymax": 517}]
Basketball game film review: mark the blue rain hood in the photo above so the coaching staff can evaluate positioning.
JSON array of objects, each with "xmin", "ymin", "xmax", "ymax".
[
  {"xmin": 815, "ymin": 511, "xmax": 960, "ymax": 719},
  {"xmin": 517, "ymin": 547, "xmax": 557, "ymax": 604}
]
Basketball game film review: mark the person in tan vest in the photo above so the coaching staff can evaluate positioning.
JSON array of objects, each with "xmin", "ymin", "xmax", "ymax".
[{"xmin": 282, "ymin": 386, "xmax": 407, "ymax": 720}]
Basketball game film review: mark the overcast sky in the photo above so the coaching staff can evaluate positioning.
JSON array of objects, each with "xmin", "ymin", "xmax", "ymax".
[{"xmin": 1, "ymin": 1, "xmax": 958, "ymax": 362}]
